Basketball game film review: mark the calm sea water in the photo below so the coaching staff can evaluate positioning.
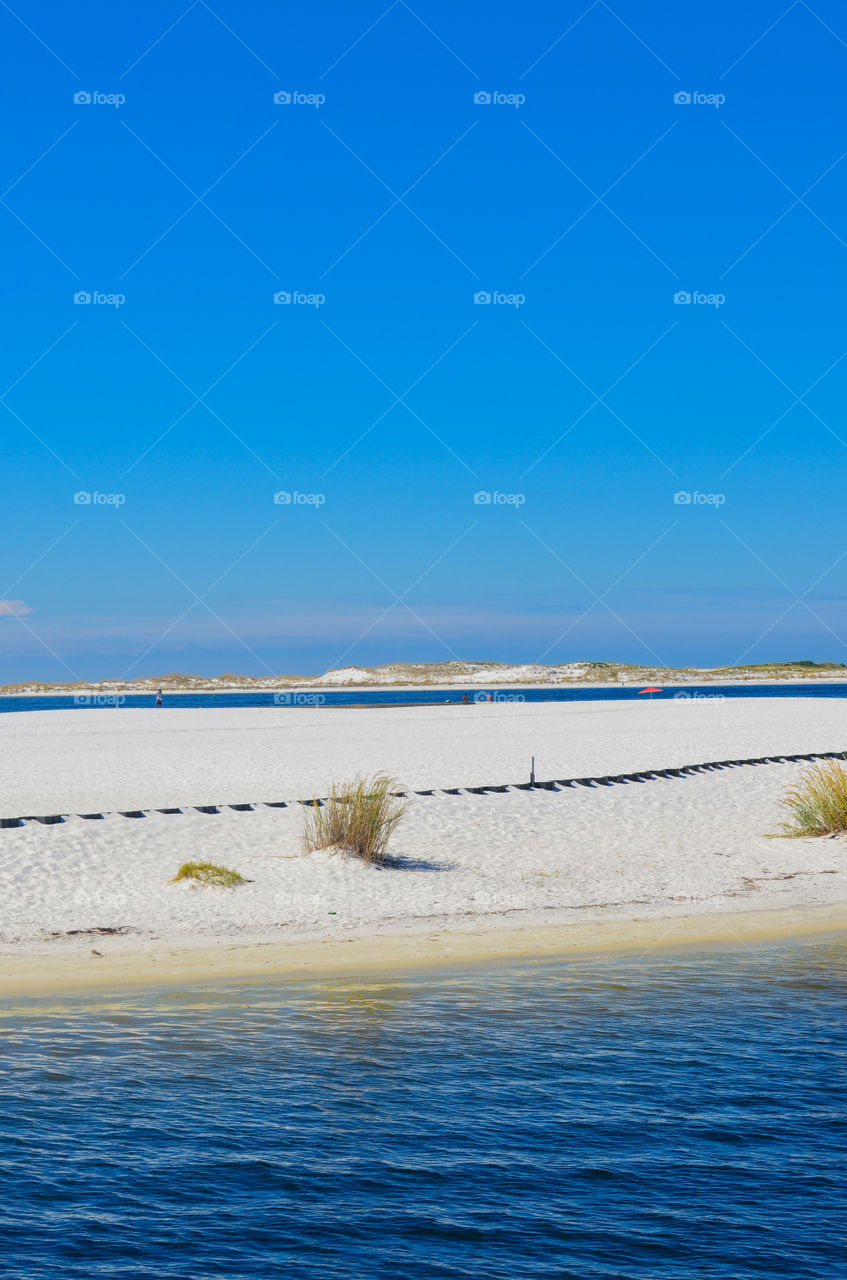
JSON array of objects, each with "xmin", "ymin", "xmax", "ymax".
[
  {"xmin": 1, "ymin": 944, "xmax": 846, "ymax": 1278},
  {"xmin": 2, "ymin": 682, "xmax": 847, "ymax": 713}
]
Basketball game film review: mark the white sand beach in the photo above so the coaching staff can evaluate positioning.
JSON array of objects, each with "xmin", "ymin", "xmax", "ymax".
[{"xmin": 1, "ymin": 696, "xmax": 846, "ymax": 994}]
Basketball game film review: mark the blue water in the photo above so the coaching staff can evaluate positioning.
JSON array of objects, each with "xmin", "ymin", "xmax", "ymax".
[
  {"xmin": 3, "ymin": 682, "xmax": 847, "ymax": 713},
  {"xmin": 2, "ymin": 944, "xmax": 846, "ymax": 1277}
]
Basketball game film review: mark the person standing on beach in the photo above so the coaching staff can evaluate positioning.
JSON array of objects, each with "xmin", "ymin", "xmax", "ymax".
[{"xmin": 155, "ymin": 688, "xmax": 163, "ymax": 708}]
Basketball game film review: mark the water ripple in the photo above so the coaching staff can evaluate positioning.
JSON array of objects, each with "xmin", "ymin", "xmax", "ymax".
[{"xmin": 1, "ymin": 944, "xmax": 846, "ymax": 1277}]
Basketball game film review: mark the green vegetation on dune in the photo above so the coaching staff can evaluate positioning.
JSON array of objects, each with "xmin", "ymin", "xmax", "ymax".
[
  {"xmin": 170, "ymin": 862, "xmax": 249, "ymax": 888},
  {"xmin": 771, "ymin": 761, "xmax": 847, "ymax": 838},
  {"xmin": 303, "ymin": 774, "xmax": 407, "ymax": 866},
  {"xmin": 716, "ymin": 660, "xmax": 847, "ymax": 673}
]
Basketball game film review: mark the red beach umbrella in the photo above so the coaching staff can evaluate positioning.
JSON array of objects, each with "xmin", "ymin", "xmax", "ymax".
[{"xmin": 638, "ymin": 687, "xmax": 663, "ymax": 700}]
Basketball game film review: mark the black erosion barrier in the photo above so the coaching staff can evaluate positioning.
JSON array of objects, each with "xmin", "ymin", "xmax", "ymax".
[{"xmin": 2, "ymin": 750, "xmax": 845, "ymax": 830}]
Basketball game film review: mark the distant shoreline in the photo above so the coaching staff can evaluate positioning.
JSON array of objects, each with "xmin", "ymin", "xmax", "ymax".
[
  {"xmin": 3, "ymin": 659, "xmax": 847, "ymax": 699},
  {"xmin": 4, "ymin": 676, "xmax": 847, "ymax": 699}
]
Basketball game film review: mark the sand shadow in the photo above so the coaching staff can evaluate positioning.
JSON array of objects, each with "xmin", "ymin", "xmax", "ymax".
[{"xmin": 380, "ymin": 853, "xmax": 453, "ymax": 872}]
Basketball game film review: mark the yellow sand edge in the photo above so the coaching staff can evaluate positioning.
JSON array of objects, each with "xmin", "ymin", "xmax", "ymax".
[{"xmin": 1, "ymin": 901, "xmax": 846, "ymax": 999}]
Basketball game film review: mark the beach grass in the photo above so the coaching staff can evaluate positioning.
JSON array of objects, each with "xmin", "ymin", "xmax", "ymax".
[
  {"xmin": 303, "ymin": 773, "xmax": 407, "ymax": 865},
  {"xmin": 170, "ymin": 861, "xmax": 249, "ymax": 887},
  {"xmin": 771, "ymin": 761, "xmax": 847, "ymax": 837}
]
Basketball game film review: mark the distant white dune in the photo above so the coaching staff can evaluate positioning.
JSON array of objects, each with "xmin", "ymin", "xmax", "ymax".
[
  {"xmin": 310, "ymin": 661, "xmax": 592, "ymax": 685},
  {"xmin": 3, "ymin": 657, "xmax": 846, "ymax": 696}
]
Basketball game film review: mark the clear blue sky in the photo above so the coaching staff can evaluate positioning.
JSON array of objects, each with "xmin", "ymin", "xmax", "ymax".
[{"xmin": 2, "ymin": 0, "xmax": 847, "ymax": 680}]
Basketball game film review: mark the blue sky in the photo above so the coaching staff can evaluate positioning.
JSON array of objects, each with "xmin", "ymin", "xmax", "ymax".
[{"xmin": 2, "ymin": 0, "xmax": 847, "ymax": 680}]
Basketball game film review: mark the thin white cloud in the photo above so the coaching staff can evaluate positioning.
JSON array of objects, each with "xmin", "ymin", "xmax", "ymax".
[{"xmin": 0, "ymin": 600, "xmax": 33, "ymax": 616}]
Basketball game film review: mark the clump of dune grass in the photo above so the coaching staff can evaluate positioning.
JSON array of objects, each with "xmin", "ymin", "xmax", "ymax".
[
  {"xmin": 170, "ymin": 861, "xmax": 249, "ymax": 887},
  {"xmin": 771, "ymin": 761, "xmax": 847, "ymax": 837},
  {"xmin": 303, "ymin": 774, "xmax": 407, "ymax": 865}
]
